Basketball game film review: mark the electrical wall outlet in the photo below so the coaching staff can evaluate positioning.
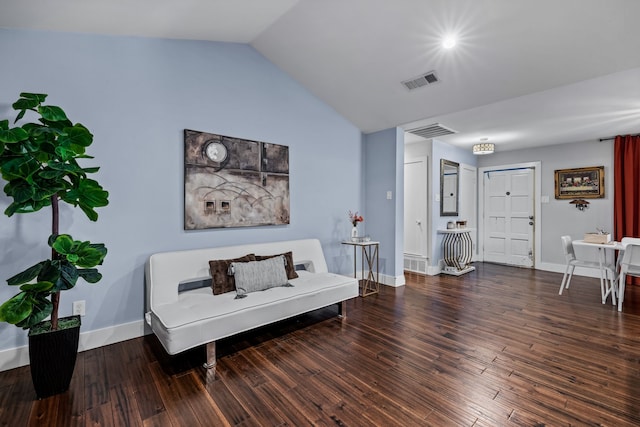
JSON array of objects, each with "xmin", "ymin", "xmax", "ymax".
[{"xmin": 72, "ymin": 300, "xmax": 86, "ymax": 316}]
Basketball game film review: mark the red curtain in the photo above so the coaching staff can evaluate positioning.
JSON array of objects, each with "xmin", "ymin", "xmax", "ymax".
[{"xmin": 614, "ymin": 135, "xmax": 640, "ymax": 285}]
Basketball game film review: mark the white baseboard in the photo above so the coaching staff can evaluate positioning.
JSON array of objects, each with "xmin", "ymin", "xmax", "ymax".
[
  {"xmin": 355, "ymin": 271, "xmax": 405, "ymax": 287},
  {"xmin": 385, "ymin": 273, "xmax": 406, "ymax": 287},
  {"xmin": 536, "ymin": 262, "xmax": 605, "ymax": 279},
  {"xmin": 0, "ymin": 319, "xmax": 147, "ymax": 372},
  {"xmin": 427, "ymin": 265, "xmax": 441, "ymax": 276}
]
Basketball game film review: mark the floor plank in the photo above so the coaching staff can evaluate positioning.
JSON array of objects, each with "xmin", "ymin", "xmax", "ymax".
[{"xmin": 3, "ymin": 263, "xmax": 640, "ymax": 426}]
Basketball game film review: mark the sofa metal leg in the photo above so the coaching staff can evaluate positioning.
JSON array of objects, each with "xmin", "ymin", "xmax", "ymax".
[
  {"xmin": 203, "ymin": 341, "xmax": 217, "ymax": 371},
  {"xmin": 338, "ymin": 300, "xmax": 347, "ymax": 319}
]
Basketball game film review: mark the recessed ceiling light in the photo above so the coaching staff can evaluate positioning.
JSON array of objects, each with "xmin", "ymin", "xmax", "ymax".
[{"xmin": 442, "ymin": 36, "xmax": 457, "ymax": 49}]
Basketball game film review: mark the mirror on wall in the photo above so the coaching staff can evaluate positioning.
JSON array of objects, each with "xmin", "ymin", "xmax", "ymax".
[{"xmin": 440, "ymin": 159, "xmax": 459, "ymax": 216}]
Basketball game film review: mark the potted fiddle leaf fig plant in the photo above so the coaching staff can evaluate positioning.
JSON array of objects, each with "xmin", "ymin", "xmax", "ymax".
[{"xmin": 0, "ymin": 92, "xmax": 109, "ymax": 398}]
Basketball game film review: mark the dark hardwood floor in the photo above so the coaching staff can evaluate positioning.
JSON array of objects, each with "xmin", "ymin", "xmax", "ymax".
[{"xmin": 2, "ymin": 263, "xmax": 640, "ymax": 426}]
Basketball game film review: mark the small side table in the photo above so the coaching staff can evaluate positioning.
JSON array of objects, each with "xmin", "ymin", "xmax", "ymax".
[
  {"xmin": 437, "ymin": 229, "xmax": 475, "ymax": 275},
  {"xmin": 342, "ymin": 240, "xmax": 380, "ymax": 296}
]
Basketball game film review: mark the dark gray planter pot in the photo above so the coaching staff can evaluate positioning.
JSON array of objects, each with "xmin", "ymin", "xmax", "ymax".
[{"xmin": 28, "ymin": 315, "xmax": 81, "ymax": 399}]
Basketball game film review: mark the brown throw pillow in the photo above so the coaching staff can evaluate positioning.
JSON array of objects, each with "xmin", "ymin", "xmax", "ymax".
[
  {"xmin": 209, "ymin": 254, "xmax": 256, "ymax": 295},
  {"xmin": 255, "ymin": 251, "xmax": 299, "ymax": 280}
]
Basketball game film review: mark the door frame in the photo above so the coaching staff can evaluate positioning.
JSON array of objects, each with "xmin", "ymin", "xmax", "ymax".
[{"xmin": 478, "ymin": 161, "xmax": 542, "ymax": 267}]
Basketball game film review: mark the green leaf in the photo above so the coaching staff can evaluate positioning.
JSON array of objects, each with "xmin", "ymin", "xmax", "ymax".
[
  {"xmin": 38, "ymin": 105, "xmax": 67, "ymax": 122},
  {"xmin": 61, "ymin": 178, "xmax": 109, "ymax": 221},
  {"xmin": 51, "ymin": 234, "xmax": 75, "ymax": 254},
  {"xmin": 76, "ymin": 244, "xmax": 107, "ymax": 267},
  {"xmin": 6, "ymin": 180, "xmax": 35, "ymax": 204},
  {"xmin": 14, "ymin": 110, "xmax": 26, "ymax": 123},
  {"xmin": 19, "ymin": 281, "xmax": 54, "ymax": 292},
  {"xmin": 13, "ymin": 198, "xmax": 50, "ymax": 214},
  {"xmin": 12, "ymin": 97, "xmax": 41, "ymax": 111},
  {"xmin": 32, "ymin": 185, "xmax": 59, "ymax": 202},
  {"xmin": 19, "ymin": 93, "xmax": 47, "ymax": 102},
  {"xmin": 37, "ymin": 169, "xmax": 66, "ymax": 179},
  {"xmin": 54, "ymin": 145, "xmax": 77, "ymax": 161},
  {"xmin": 58, "ymin": 262, "xmax": 79, "ymax": 291},
  {"xmin": 0, "ymin": 156, "xmax": 40, "ymax": 181},
  {"xmin": 0, "ymin": 126, "xmax": 28, "ymax": 143},
  {"xmin": 3, "ymin": 197, "xmax": 50, "ymax": 215},
  {"xmin": 0, "ymin": 293, "xmax": 31, "ymax": 324},
  {"xmin": 47, "ymin": 161, "xmax": 83, "ymax": 174},
  {"xmin": 78, "ymin": 268, "xmax": 102, "ymax": 283},
  {"xmin": 4, "ymin": 202, "xmax": 21, "ymax": 216},
  {"xmin": 72, "ymin": 240, "xmax": 90, "ymax": 253},
  {"xmin": 37, "ymin": 260, "xmax": 61, "ymax": 284},
  {"xmin": 15, "ymin": 294, "xmax": 52, "ymax": 329},
  {"xmin": 79, "ymin": 204, "xmax": 99, "ymax": 222},
  {"xmin": 82, "ymin": 167, "xmax": 100, "ymax": 174},
  {"xmin": 7, "ymin": 262, "xmax": 45, "ymax": 286},
  {"xmin": 59, "ymin": 124, "xmax": 93, "ymax": 148},
  {"xmin": 24, "ymin": 122, "xmax": 59, "ymax": 137}
]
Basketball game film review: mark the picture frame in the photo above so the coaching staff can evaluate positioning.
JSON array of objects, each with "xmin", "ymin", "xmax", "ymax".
[
  {"xmin": 554, "ymin": 166, "xmax": 604, "ymax": 199},
  {"xmin": 184, "ymin": 129, "xmax": 290, "ymax": 230}
]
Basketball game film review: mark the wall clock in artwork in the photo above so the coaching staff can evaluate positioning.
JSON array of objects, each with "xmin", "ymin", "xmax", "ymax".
[{"xmin": 184, "ymin": 129, "xmax": 290, "ymax": 230}]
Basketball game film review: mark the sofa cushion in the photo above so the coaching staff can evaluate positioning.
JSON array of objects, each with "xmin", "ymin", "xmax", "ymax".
[
  {"xmin": 209, "ymin": 254, "xmax": 255, "ymax": 295},
  {"xmin": 232, "ymin": 256, "xmax": 291, "ymax": 298},
  {"xmin": 255, "ymin": 251, "xmax": 299, "ymax": 280}
]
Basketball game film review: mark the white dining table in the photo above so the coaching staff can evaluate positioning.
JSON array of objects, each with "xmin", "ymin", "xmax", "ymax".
[{"xmin": 572, "ymin": 239, "xmax": 624, "ymax": 304}]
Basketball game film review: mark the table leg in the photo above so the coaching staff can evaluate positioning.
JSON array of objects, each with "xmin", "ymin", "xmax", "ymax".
[
  {"xmin": 361, "ymin": 244, "xmax": 379, "ymax": 297},
  {"xmin": 597, "ymin": 248, "xmax": 617, "ymax": 306}
]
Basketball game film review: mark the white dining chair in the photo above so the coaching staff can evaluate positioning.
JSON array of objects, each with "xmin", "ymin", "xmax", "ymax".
[
  {"xmin": 617, "ymin": 237, "xmax": 640, "ymax": 312},
  {"xmin": 558, "ymin": 235, "xmax": 617, "ymax": 305}
]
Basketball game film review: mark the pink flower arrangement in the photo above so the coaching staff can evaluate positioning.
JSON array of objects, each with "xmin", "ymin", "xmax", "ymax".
[{"xmin": 348, "ymin": 210, "xmax": 364, "ymax": 227}]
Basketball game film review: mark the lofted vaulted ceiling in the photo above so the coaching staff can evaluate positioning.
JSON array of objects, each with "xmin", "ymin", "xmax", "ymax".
[{"xmin": 2, "ymin": 0, "xmax": 639, "ymax": 152}]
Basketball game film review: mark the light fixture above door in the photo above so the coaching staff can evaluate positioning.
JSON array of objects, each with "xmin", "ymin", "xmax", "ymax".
[{"xmin": 473, "ymin": 138, "xmax": 495, "ymax": 155}]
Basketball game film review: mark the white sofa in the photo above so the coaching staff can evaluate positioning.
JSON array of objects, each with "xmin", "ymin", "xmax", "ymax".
[{"xmin": 145, "ymin": 238, "xmax": 358, "ymax": 370}]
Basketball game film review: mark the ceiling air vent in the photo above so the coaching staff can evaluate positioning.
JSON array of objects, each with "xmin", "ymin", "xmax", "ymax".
[
  {"xmin": 402, "ymin": 71, "xmax": 439, "ymax": 90},
  {"xmin": 407, "ymin": 123, "xmax": 456, "ymax": 139}
]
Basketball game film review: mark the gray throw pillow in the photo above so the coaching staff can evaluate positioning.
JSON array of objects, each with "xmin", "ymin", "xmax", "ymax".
[{"xmin": 232, "ymin": 255, "xmax": 292, "ymax": 299}]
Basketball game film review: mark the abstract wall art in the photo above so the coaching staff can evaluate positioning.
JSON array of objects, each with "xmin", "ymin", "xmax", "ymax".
[{"xmin": 184, "ymin": 129, "xmax": 290, "ymax": 229}]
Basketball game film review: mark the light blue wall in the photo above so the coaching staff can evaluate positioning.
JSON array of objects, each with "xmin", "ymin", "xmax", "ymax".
[
  {"xmin": 0, "ymin": 29, "xmax": 363, "ymax": 352},
  {"xmin": 364, "ymin": 127, "xmax": 404, "ymax": 278},
  {"xmin": 430, "ymin": 139, "xmax": 477, "ymax": 267}
]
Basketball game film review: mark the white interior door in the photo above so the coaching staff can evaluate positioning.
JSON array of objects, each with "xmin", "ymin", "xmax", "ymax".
[
  {"xmin": 483, "ymin": 167, "xmax": 534, "ymax": 267},
  {"xmin": 404, "ymin": 159, "xmax": 427, "ymax": 257}
]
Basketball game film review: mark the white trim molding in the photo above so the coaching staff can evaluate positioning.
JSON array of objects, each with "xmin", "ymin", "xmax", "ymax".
[
  {"xmin": 536, "ymin": 261, "xmax": 607, "ymax": 279},
  {"xmin": 355, "ymin": 271, "xmax": 405, "ymax": 287},
  {"xmin": 0, "ymin": 319, "xmax": 146, "ymax": 372}
]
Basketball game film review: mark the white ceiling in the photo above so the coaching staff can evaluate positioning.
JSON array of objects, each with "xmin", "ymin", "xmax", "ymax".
[{"xmin": 2, "ymin": 0, "xmax": 640, "ymax": 152}]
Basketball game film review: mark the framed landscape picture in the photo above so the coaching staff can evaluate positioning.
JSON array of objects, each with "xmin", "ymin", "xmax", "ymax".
[{"xmin": 554, "ymin": 166, "xmax": 605, "ymax": 199}]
